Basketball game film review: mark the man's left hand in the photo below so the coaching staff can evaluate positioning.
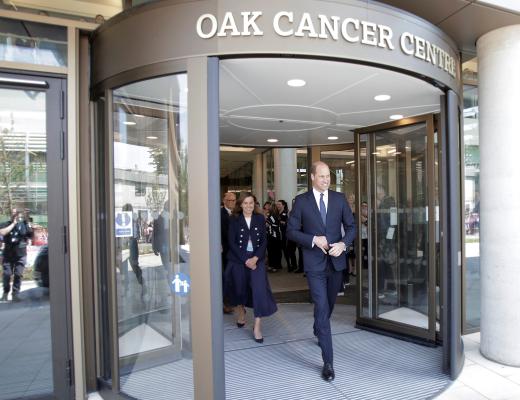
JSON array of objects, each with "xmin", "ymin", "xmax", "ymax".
[{"xmin": 328, "ymin": 242, "xmax": 346, "ymax": 257}]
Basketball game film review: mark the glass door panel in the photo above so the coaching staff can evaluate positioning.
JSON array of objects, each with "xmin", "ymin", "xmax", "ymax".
[
  {"xmin": 112, "ymin": 73, "xmax": 193, "ymax": 396},
  {"xmin": 0, "ymin": 84, "xmax": 52, "ymax": 399},
  {"xmin": 374, "ymin": 123, "xmax": 430, "ymax": 328},
  {"xmin": 356, "ymin": 116, "xmax": 436, "ymax": 341}
]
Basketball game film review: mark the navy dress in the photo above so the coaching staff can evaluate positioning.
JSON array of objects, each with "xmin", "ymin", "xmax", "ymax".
[{"xmin": 225, "ymin": 213, "xmax": 277, "ymax": 318}]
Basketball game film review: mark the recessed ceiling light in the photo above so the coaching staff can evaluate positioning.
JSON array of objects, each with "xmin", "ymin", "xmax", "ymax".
[
  {"xmin": 146, "ymin": 135, "xmax": 158, "ymax": 140},
  {"xmin": 287, "ymin": 79, "xmax": 306, "ymax": 87},
  {"xmin": 389, "ymin": 114, "xmax": 404, "ymax": 120},
  {"xmin": 372, "ymin": 152, "xmax": 380, "ymax": 155},
  {"xmin": 267, "ymin": 139, "xmax": 279, "ymax": 143},
  {"xmin": 374, "ymin": 94, "xmax": 391, "ymax": 101},
  {"xmin": 346, "ymin": 160, "xmax": 355, "ymax": 165},
  {"xmin": 123, "ymin": 121, "xmax": 136, "ymax": 126},
  {"xmin": 327, "ymin": 136, "xmax": 338, "ymax": 140},
  {"xmin": 134, "ymin": 114, "xmax": 145, "ymax": 118},
  {"xmin": 394, "ymin": 152, "xmax": 402, "ymax": 155}
]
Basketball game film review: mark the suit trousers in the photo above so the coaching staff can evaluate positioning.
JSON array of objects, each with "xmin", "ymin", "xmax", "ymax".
[{"xmin": 306, "ymin": 259, "xmax": 343, "ymax": 364}]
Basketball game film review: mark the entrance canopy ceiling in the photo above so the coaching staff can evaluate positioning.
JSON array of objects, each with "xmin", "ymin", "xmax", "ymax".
[{"xmin": 219, "ymin": 58, "xmax": 441, "ymax": 147}]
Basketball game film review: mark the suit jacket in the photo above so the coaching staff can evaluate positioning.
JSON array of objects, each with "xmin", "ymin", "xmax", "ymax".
[
  {"xmin": 287, "ymin": 190, "xmax": 356, "ymax": 272},
  {"xmin": 227, "ymin": 213, "xmax": 267, "ymax": 265},
  {"xmin": 221, "ymin": 207, "xmax": 231, "ymax": 254}
]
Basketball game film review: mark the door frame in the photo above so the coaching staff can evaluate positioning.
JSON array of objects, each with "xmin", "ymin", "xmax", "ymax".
[
  {"xmin": 0, "ymin": 70, "xmax": 73, "ymax": 399},
  {"xmin": 353, "ymin": 113, "xmax": 438, "ymax": 342}
]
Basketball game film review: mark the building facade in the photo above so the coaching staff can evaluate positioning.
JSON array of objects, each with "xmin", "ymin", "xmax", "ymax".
[{"xmin": 0, "ymin": 1, "xmax": 519, "ymax": 399}]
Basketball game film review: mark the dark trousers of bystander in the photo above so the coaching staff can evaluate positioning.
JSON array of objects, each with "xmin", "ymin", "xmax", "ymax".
[{"xmin": 3, "ymin": 255, "xmax": 27, "ymax": 295}]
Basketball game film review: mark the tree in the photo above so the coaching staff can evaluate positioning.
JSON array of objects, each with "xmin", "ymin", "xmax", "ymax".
[{"xmin": 0, "ymin": 112, "xmax": 33, "ymax": 217}]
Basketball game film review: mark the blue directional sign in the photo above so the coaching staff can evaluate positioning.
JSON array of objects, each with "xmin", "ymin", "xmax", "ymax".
[
  {"xmin": 115, "ymin": 211, "xmax": 132, "ymax": 237},
  {"xmin": 171, "ymin": 272, "xmax": 191, "ymax": 297}
]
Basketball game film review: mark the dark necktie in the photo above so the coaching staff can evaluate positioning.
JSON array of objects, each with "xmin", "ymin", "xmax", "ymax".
[{"xmin": 319, "ymin": 193, "xmax": 326, "ymax": 225}]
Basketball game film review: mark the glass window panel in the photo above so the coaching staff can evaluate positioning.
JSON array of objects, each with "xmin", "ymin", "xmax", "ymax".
[
  {"xmin": 358, "ymin": 136, "xmax": 370, "ymax": 318},
  {"xmin": 112, "ymin": 73, "xmax": 192, "ymax": 398},
  {"xmin": 463, "ymin": 84, "xmax": 480, "ymax": 331},
  {"xmin": 0, "ymin": 86, "xmax": 52, "ymax": 397},
  {"xmin": 0, "ymin": 17, "xmax": 67, "ymax": 67},
  {"xmin": 296, "ymin": 148, "xmax": 308, "ymax": 194},
  {"xmin": 264, "ymin": 149, "xmax": 274, "ymax": 201},
  {"xmin": 320, "ymin": 148, "xmax": 356, "ymax": 197}
]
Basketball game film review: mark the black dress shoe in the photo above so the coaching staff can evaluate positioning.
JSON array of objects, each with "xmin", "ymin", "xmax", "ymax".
[{"xmin": 321, "ymin": 363, "xmax": 335, "ymax": 382}]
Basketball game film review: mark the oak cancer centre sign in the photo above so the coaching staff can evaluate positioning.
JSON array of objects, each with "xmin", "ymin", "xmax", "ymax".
[{"xmin": 196, "ymin": 11, "xmax": 457, "ymax": 79}]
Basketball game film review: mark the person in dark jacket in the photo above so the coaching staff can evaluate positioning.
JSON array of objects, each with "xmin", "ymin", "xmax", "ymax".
[
  {"xmin": 0, "ymin": 208, "xmax": 34, "ymax": 301},
  {"xmin": 225, "ymin": 193, "xmax": 277, "ymax": 343},
  {"xmin": 266, "ymin": 202, "xmax": 283, "ymax": 272},
  {"xmin": 221, "ymin": 192, "xmax": 236, "ymax": 314}
]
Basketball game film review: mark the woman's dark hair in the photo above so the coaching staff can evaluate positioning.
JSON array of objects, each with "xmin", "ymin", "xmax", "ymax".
[
  {"xmin": 278, "ymin": 199, "xmax": 288, "ymax": 212},
  {"xmin": 232, "ymin": 192, "xmax": 258, "ymax": 216}
]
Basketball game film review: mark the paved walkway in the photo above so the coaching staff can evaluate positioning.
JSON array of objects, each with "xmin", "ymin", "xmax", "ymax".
[{"xmin": 436, "ymin": 333, "xmax": 520, "ymax": 400}]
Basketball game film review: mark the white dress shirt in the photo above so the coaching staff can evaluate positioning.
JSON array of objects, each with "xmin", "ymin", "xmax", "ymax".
[{"xmin": 313, "ymin": 188, "xmax": 328, "ymax": 212}]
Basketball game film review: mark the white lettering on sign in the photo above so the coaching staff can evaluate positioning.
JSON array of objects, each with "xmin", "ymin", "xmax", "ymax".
[
  {"xmin": 196, "ymin": 11, "xmax": 457, "ymax": 78},
  {"xmin": 273, "ymin": 11, "xmax": 293, "ymax": 36}
]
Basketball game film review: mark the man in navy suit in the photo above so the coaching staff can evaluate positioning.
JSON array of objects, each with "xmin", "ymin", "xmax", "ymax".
[{"xmin": 287, "ymin": 161, "xmax": 356, "ymax": 381}]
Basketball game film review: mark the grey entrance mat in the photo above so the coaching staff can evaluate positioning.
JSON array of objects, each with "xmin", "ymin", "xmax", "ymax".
[{"xmin": 120, "ymin": 304, "xmax": 450, "ymax": 400}]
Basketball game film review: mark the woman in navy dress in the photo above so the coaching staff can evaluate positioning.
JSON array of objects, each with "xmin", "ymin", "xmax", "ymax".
[{"xmin": 226, "ymin": 193, "xmax": 277, "ymax": 343}]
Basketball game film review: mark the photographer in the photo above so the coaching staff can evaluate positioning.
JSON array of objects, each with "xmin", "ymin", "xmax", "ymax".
[{"xmin": 0, "ymin": 208, "xmax": 33, "ymax": 302}]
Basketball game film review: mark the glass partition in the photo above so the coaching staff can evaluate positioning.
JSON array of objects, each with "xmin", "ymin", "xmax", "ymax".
[{"xmin": 112, "ymin": 73, "xmax": 192, "ymax": 398}]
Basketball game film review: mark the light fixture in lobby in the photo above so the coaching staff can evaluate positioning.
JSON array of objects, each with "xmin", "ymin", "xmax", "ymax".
[
  {"xmin": 123, "ymin": 121, "xmax": 136, "ymax": 125},
  {"xmin": 267, "ymin": 138, "xmax": 279, "ymax": 143},
  {"xmin": 327, "ymin": 136, "xmax": 339, "ymax": 140},
  {"xmin": 146, "ymin": 136, "xmax": 158, "ymax": 140},
  {"xmin": 374, "ymin": 94, "xmax": 391, "ymax": 101},
  {"xmin": 389, "ymin": 114, "xmax": 404, "ymax": 120},
  {"xmin": 287, "ymin": 79, "xmax": 306, "ymax": 87}
]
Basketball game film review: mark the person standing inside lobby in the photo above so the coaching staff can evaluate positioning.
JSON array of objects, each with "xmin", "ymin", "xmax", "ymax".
[
  {"xmin": 221, "ymin": 191, "xmax": 236, "ymax": 314},
  {"xmin": 287, "ymin": 161, "xmax": 356, "ymax": 382}
]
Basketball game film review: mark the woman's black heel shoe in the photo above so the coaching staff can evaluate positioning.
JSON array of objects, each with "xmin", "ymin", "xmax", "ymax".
[{"xmin": 254, "ymin": 336, "xmax": 264, "ymax": 343}]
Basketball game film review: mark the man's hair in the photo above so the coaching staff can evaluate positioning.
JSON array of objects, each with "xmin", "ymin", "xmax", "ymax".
[
  {"xmin": 223, "ymin": 191, "xmax": 236, "ymax": 201},
  {"xmin": 310, "ymin": 161, "xmax": 328, "ymax": 175}
]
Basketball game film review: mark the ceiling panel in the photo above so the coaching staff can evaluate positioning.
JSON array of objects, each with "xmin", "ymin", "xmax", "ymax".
[{"xmin": 219, "ymin": 58, "xmax": 441, "ymax": 147}]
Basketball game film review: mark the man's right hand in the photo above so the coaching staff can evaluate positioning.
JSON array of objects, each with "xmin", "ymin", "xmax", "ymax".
[{"xmin": 313, "ymin": 236, "xmax": 329, "ymax": 254}]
